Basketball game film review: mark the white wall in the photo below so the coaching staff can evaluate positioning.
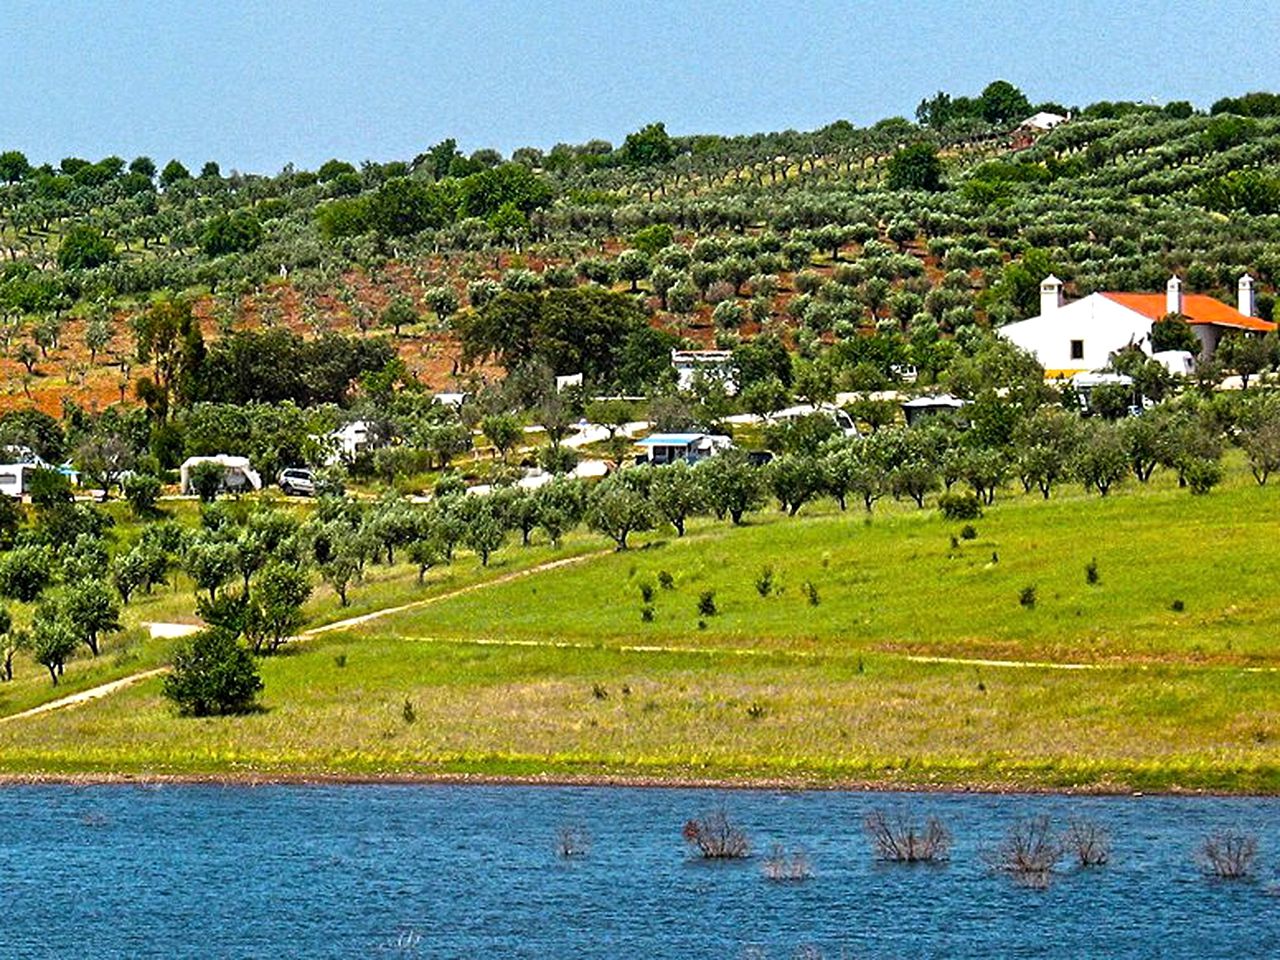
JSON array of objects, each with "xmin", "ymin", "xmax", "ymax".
[{"xmin": 999, "ymin": 294, "xmax": 1152, "ymax": 371}]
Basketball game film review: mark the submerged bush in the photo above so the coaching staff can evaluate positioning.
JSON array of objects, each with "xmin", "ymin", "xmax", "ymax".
[
  {"xmin": 1197, "ymin": 830, "xmax": 1258, "ymax": 879},
  {"xmin": 761, "ymin": 844, "xmax": 812, "ymax": 881},
  {"xmin": 864, "ymin": 810, "xmax": 951, "ymax": 863},
  {"xmin": 1064, "ymin": 819, "xmax": 1111, "ymax": 867},
  {"xmin": 683, "ymin": 808, "xmax": 750, "ymax": 859},
  {"xmin": 987, "ymin": 816, "xmax": 1062, "ymax": 887},
  {"xmin": 556, "ymin": 824, "xmax": 591, "ymax": 858}
]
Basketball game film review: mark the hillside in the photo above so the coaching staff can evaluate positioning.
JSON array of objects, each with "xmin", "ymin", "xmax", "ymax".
[{"xmin": 2, "ymin": 85, "xmax": 1280, "ymax": 419}]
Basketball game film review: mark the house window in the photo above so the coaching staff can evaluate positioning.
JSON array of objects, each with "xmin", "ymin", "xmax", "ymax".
[{"xmin": 1070, "ymin": 339, "xmax": 1084, "ymax": 361}]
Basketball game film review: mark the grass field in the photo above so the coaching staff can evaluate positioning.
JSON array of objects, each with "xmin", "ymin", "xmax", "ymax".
[{"xmin": 2, "ymin": 465, "xmax": 1279, "ymax": 791}]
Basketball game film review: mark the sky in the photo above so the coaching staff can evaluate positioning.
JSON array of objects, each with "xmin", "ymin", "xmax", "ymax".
[{"xmin": 1, "ymin": 0, "xmax": 1277, "ymax": 173}]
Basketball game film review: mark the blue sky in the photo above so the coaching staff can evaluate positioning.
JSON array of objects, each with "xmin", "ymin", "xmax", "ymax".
[{"xmin": 1, "ymin": 0, "xmax": 1275, "ymax": 173}]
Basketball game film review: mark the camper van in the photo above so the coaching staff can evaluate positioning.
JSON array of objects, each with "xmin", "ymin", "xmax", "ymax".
[{"xmin": 0, "ymin": 463, "xmax": 40, "ymax": 499}]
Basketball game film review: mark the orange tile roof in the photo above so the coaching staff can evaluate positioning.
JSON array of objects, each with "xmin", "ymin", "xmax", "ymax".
[{"xmin": 1101, "ymin": 292, "xmax": 1276, "ymax": 332}]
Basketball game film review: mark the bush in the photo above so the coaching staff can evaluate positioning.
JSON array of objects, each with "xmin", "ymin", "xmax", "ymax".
[
  {"xmin": 1197, "ymin": 830, "xmax": 1258, "ymax": 879},
  {"xmin": 1063, "ymin": 819, "xmax": 1111, "ymax": 868},
  {"xmin": 123, "ymin": 473, "xmax": 162, "ymax": 518},
  {"xmin": 538, "ymin": 444, "xmax": 579, "ymax": 476},
  {"xmin": 682, "ymin": 808, "xmax": 750, "ymax": 859},
  {"xmin": 959, "ymin": 524, "xmax": 978, "ymax": 540},
  {"xmin": 188, "ymin": 460, "xmax": 225, "ymax": 502},
  {"xmin": 938, "ymin": 490, "xmax": 982, "ymax": 520},
  {"xmin": 1019, "ymin": 585, "xmax": 1037, "ymax": 609},
  {"xmin": 1183, "ymin": 457, "xmax": 1224, "ymax": 495},
  {"xmin": 987, "ymin": 815, "xmax": 1062, "ymax": 887},
  {"xmin": 803, "ymin": 581, "xmax": 820, "ymax": 606},
  {"xmin": 864, "ymin": 810, "xmax": 951, "ymax": 863},
  {"xmin": 162, "ymin": 627, "xmax": 263, "ymax": 716},
  {"xmin": 761, "ymin": 844, "xmax": 812, "ymax": 881},
  {"xmin": 755, "ymin": 565, "xmax": 774, "ymax": 597},
  {"xmin": 0, "ymin": 545, "xmax": 52, "ymax": 603},
  {"xmin": 697, "ymin": 589, "xmax": 717, "ymax": 617},
  {"xmin": 1085, "ymin": 558, "xmax": 1099, "ymax": 585},
  {"xmin": 657, "ymin": 570, "xmax": 674, "ymax": 590},
  {"xmin": 556, "ymin": 824, "xmax": 591, "ymax": 858}
]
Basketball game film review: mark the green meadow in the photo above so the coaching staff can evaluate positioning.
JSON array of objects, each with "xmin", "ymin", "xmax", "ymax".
[{"xmin": 2, "ymin": 466, "xmax": 1279, "ymax": 791}]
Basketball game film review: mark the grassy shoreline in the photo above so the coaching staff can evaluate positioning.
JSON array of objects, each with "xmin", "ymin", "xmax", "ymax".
[{"xmin": 3, "ymin": 472, "xmax": 1279, "ymax": 794}]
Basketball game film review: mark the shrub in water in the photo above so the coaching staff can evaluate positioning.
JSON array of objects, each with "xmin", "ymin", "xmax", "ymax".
[
  {"xmin": 762, "ymin": 844, "xmax": 812, "ymax": 881},
  {"xmin": 1197, "ymin": 830, "xmax": 1258, "ymax": 879},
  {"xmin": 987, "ymin": 815, "xmax": 1062, "ymax": 888},
  {"xmin": 864, "ymin": 810, "xmax": 951, "ymax": 863},
  {"xmin": 683, "ymin": 808, "xmax": 750, "ymax": 859},
  {"xmin": 556, "ymin": 824, "xmax": 591, "ymax": 858},
  {"xmin": 1063, "ymin": 819, "xmax": 1110, "ymax": 868},
  {"xmin": 1019, "ymin": 585, "xmax": 1037, "ymax": 609},
  {"xmin": 698, "ymin": 590, "xmax": 718, "ymax": 617}
]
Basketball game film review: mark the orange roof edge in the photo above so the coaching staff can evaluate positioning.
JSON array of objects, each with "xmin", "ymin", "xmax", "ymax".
[{"xmin": 1102, "ymin": 292, "xmax": 1276, "ymax": 333}]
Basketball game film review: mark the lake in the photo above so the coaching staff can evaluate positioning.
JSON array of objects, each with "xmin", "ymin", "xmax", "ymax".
[{"xmin": 0, "ymin": 784, "xmax": 1273, "ymax": 958}]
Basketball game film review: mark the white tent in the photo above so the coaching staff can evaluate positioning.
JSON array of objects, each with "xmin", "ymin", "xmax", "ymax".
[{"xmin": 179, "ymin": 456, "xmax": 262, "ymax": 495}]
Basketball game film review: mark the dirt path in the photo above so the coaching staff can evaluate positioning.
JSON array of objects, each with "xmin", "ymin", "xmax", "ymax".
[
  {"xmin": 388, "ymin": 635, "xmax": 1280, "ymax": 674},
  {"xmin": 0, "ymin": 669, "xmax": 171, "ymax": 725},
  {"xmin": 0, "ymin": 551, "xmax": 609, "ymax": 725}
]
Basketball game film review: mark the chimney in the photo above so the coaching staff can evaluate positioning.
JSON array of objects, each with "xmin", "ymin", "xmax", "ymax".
[
  {"xmin": 1040, "ymin": 275, "xmax": 1064, "ymax": 316},
  {"xmin": 1165, "ymin": 275, "xmax": 1183, "ymax": 317},
  {"xmin": 1238, "ymin": 273, "xmax": 1256, "ymax": 317}
]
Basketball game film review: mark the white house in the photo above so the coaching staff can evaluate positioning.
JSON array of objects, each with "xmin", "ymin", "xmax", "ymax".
[
  {"xmin": 1021, "ymin": 111, "xmax": 1068, "ymax": 132},
  {"xmin": 998, "ymin": 274, "xmax": 1276, "ymax": 375},
  {"xmin": 179, "ymin": 456, "xmax": 263, "ymax": 495},
  {"xmin": 671, "ymin": 349, "xmax": 737, "ymax": 395},
  {"xmin": 321, "ymin": 419, "xmax": 385, "ymax": 465},
  {"xmin": 636, "ymin": 432, "xmax": 732, "ymax": 466}
]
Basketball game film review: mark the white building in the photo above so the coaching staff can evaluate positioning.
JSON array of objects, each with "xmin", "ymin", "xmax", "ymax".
[
  {"xmin": 321, "ymin": 419, "xmax": 385, "ymax": 465},
  {"xmin": 671, "ymin": 349, "xmax": 737, "ymax": 395},
  {"xmin": 998, "ymin": 274, "xmax": 1276, "ymax": 375},
  {"xmin": 1021, "ymin": 111, "xmax": 1068, "ymax": 131}
]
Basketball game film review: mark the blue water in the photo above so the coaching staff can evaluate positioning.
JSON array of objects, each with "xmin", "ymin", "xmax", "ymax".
[{"xmin": 0, "ymin": 785, "xmax": 1273, "ymax": 958}]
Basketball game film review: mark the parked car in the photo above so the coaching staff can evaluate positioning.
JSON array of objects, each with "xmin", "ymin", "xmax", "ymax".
[{"xmin": 277, "ymin": 467, "xmax": 316, "ymax": 497}]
